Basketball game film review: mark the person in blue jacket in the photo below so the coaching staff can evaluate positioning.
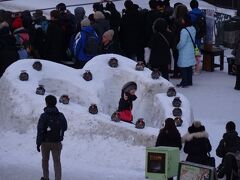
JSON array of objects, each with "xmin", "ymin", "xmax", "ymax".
[
  {"xmin": 188, "ymin": 0, "xmax": 204, "ymax": 48},
  {"xmin": 176, "ymin": 14, "xmax": 196, "ymax": 87}
]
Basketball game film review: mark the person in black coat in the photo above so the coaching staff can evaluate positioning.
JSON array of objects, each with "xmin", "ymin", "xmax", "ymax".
[
  {"xmin": 182, "ymin": 121, "xmax": 212, "ymax": 166},
  {"xmin": 0, "ymin": 23, "xmax": 19, "ymax": 77},
  {"xmin": 148, "ymin": 18, "xmax": 173, "ymax": 80},
  {"xmin": 216, "ymin": 121, "xmax": 240, "ymax": 180},
  {"xmin": 145, "ymin": 0, "xmax": 169, "ymax": 46},
  {"xmin": 119, "ymin": 0, "xmax": 145, "ymax": 61},
  {"xmin": 156, "ymin": 118, "xmax": 182, "ymax": 149},
  {"xmin": 44, "ymin": 10, "xmax": 67, "ymax": 63},
  {"xmin": 105, "ymin": 1, "xmax": 121, "ymax": 39}
]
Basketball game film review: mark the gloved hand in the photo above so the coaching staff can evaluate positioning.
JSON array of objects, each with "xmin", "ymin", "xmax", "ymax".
[{"xmin": 37, "ymin": 145, "xmax": 41, "ymax": 152}]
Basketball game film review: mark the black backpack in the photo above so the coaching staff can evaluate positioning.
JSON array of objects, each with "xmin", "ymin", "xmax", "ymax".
[
  {"xmin": 193, "ymin": 14, "xmax": 206, "ymax": 39},
  {"xmin": 84, "ymin": 32, "xmax": 99, "ymax": 56},
  {"xmin": 45, "ymin": 113, "xmax": 63, "ymax": 142}
]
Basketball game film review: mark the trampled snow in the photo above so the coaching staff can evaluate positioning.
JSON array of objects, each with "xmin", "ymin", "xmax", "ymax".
[{"xmin": 0, "ymin": 0, "xmax": 239, "ymax": 180}]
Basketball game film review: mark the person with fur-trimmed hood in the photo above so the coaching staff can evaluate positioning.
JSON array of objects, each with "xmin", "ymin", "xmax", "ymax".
[
  {"xmin": 182, "ymin": 121, "xmax": 212, "ymax": 165},
  {"xmin": 117, "ymin": 81, "xmax": 137, "ymax": 123}
]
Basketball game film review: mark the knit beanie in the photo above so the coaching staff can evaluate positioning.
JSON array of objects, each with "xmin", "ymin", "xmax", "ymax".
[
  {"xmin": 94, "ymin": 11, "xmax": 105, "ymax": 20},
  {"xmin": 12, "ymin": 17, "xmax": 23, "ymax": 29},
  {"xmin": 122, "ymin": 81, "xmax": 137, "ymax": 93},
  {"xmin": 81, "ymin": 18, "xmax": 90, "ymax": 27},
  {"xmin": 103, "ymin": 29, "xmax": 114, "ymax": 41}
]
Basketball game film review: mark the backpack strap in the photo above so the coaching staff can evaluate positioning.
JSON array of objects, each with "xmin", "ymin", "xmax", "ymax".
[
  {"xmin": 158, "ymin": 32, "xmax": 170, "ymax": 47},
  {"xmin": 184, "ymin": 28, "xmax": 196, "ymax": 48}
]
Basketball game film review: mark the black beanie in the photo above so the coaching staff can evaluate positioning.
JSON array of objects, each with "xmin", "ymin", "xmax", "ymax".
[{"xmin": 45, "ymin": 95, "xmax": 57, "ymax": 107}]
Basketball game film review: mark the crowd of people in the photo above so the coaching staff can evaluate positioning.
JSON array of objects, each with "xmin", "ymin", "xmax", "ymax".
[{"xmin": 0, "ymin": 0, "xmax": 203, "ymax": 85}]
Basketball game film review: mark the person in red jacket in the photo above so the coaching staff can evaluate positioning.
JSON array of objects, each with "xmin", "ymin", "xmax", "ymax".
[{"xmin": 117, "ymin": 81, "xmax": 137, "ymax": 123}]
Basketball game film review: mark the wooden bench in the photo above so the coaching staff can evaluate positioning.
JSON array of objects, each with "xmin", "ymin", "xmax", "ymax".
[{"xmin": 202, "ymin": 47, "xmax": 224, "ymax": 72}]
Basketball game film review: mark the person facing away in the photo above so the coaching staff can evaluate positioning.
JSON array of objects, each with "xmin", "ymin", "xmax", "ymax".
[
  {"xmin": 188, "ymin": 0, "xmax": 204, "ymax": 48},
  {"xmin": 156, "ymin": 118, "xmax": 182, "ymax": 149},
  {"xmin": 216, "ymin": 121, "xmax": 240, "ymax": 180},
  {"xmin": 44, "ymin": 10, "xmax": 67, "ymax": 63},
  {"xmin": 176, "ymin": 13, "xmax": 196, "ymax": 88},
  {"xmin": 148, "ymin": 17, "xmax": 173, "ymax": 81},
  {"xmin": 117, "ymin": 81, "xmax": 137, "ymax": 123},
  {"xmin": 71, "ymin": 17, "xmax": 99, "ymax": 69},
  {"xmin": 36, "ymin": 95, "xmax": 68, "ymax": 180},
  {"xmin": 182, "ymin": 121, "xmax": 212, "ymax": 166}
]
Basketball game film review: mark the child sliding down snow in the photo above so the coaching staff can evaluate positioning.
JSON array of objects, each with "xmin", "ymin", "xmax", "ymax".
[{"xmin": 117, "ymin": 81, "xmax": 137, "ymax": 123}]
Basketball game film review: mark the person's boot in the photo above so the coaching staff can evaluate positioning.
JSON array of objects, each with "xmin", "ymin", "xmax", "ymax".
[{"xmin": 40, "ymin": 177, "xmax": 49, "ymax": 180}]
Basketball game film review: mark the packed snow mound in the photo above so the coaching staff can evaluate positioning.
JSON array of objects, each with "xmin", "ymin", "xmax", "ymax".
[{"xmin": 0, "ymin": 54, "xmax": 192, "ymax": 146}]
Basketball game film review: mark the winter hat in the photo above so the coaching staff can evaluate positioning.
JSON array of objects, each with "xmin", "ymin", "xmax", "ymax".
[
  {"xmin": 188, "ymin": 121, "xmax": 205, "ymax": 133},
  {"xmin": 56, "ymin": 3, "xmax": 66, "ymax": 11},
  {"xmin": 74, "ymin": 7, "xmax": 86, "ymax": 19},
  {"xmin": 122, "ymin": 81, "xmax": 137, "ymax": 93},
  {"xmin": 226, "ymin": 121, "xmax": 236, "ymax": 132},
  {"xmin": 103, "ymin": 29, "xmax": 114, "ymax": 41},
  {"xmin": 12, "ymin": 16, "xmax": 23, "ymax": 29},
  {"xmin": 45, "ymin": 95, "xmax": 57, "ymax": 107},
  {"xmin": 94, "ymin": 11, "xmax": 105, "ymax": 20},
  {"xmin": 81, "ymin": 18, "xmax": 90, "ymax": 27}
]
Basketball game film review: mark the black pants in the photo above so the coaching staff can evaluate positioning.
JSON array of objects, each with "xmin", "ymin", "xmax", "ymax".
[
  {"xmin": 180, "ymin": 66, "xmax": 193, "ymax": 86},
  {"xmin": 224, "ymin": 153, "xmax": 238, "ymax": 180},
  {"xmin": 235, "ymin": 65, "xmax": 240, "ymax": 90}
]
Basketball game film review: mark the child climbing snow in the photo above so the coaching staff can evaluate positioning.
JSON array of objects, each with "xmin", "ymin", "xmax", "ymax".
[{"xmin": 117, "ymin": 81, "xmax": 137, "ymax": 123}]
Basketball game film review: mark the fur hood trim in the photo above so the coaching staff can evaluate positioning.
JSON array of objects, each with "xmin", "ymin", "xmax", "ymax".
[{"xmin": 182, "ymin": 131, "xmax": 209, "ymax": 143}]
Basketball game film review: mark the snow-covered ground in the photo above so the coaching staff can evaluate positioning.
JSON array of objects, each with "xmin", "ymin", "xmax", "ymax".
[{"xmin": 0, "ymin": 0, "xmax": 239, "ymax": 180}]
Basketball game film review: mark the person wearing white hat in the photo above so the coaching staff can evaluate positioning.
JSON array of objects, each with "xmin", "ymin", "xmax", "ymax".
[{"xmin": 100, "ymin": 29, "xmax": 121, "ymax": 54}]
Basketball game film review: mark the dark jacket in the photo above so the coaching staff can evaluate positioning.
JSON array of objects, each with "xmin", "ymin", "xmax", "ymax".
[
  {"xmin": 45, "ymin": 20, "xmax": 67, "ymax": 63},
  {"xmin": 0, "ymin": 27, "xmax": 19, "ymax": 76},
  {"xmin": 148, "ymin": 31, "xmax": 173, "ymax": 67},
  {"xmin": 100, "ymin": 40, "xmax": 121, "ymax": 55},
  {"xmin": 145, "ymin": 10, "xmax": 169, "ymax": 45},
  {"xmin": 216, "ymin": 131, "xmax": 240, "ymax": 158},
  {"xmin": 119, "ymin": 9, "xmax": 144, "ymax": 56},
  {"xmin": 36, "ymin": 106, "xmax": 67, "ymax": 146},
  {"xmin": 182, "ymin": 127, "xmax": 212, "ymax": 165},
  {"xmin": 156, "ymin": 128, "xmax": 182, "ymax": 149},
  {"xmin": 118, "ymin": 90, "xmax": 137, "ymax": 112},
  {"xmin": 92, "ymin": 19, "xmax": 110, "ymax": 40}
]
